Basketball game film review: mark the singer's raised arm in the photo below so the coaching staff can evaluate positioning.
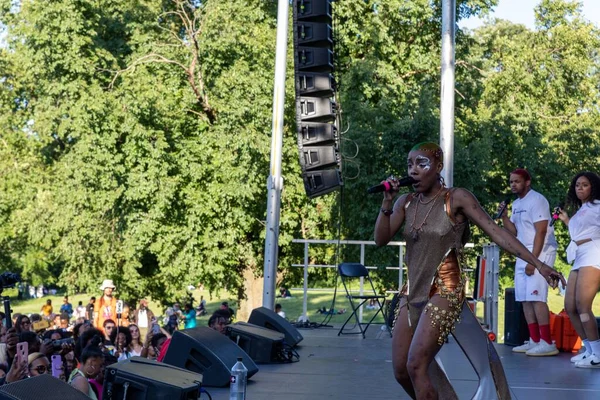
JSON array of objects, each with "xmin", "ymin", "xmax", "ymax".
[
  {"xmin": 452, "ymin": 188, "xmax": 566, "ymax": 288},
  {"xmin": 374, "ymin": 193, "xmax": 410, "ymax": 246}
]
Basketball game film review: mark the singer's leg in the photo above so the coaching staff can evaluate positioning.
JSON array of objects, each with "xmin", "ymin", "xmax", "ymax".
[
  {"xmin": 565, "ymin": 270, "xmax": 586, "ymax": 339},
  {"xmin": 575, "ymin": 267, "xmax": 600, "ymax": 341},
  {"xmin": 406, "ymin": 295, "xmax": 451, "ymax": 400},
  {"xmin": 392, "ymin": 300, "xmax": 416, "ymax": 399}
]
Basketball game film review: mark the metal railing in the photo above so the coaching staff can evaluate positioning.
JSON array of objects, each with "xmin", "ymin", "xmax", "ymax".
[{"xmin": 291, "ymin": 239, "xmax": 476, "ymax": 323}]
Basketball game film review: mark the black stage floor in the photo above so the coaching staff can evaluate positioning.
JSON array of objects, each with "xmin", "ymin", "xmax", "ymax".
[{"xmin": 203, "ymin": 324, "xmax": 600, "ymax": 400}]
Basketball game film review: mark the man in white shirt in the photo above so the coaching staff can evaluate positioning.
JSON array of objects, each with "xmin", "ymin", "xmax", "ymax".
[
  {"xmin": 132, "ymin": 299, "xmax": 155, "ymax": 339},
  {"xmin": 499, "ymin": 168, "xmax": 558, "ymax": 356},
  {"xmin": 275, "ymin": 304, "xmax": 286, "ymax": 319}
]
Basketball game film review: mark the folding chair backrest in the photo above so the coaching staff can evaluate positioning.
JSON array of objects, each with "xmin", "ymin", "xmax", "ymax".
[{"xmin": 338, "ymin": 262, "xmax": 369, "ymax": 278}]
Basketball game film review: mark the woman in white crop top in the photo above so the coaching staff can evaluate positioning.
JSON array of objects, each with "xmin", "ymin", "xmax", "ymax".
[{"xmin": 557, "ymin": 171, "xmax": 600, "ymax": 368}]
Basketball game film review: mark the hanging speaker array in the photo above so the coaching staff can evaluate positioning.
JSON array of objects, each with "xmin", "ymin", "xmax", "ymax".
[{"xmin": 293, "ymin": 0, "xmax": 342, "ymax": 198}]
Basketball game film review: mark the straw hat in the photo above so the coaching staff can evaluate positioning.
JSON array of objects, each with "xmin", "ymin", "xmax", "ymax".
[{"xmin": 99, "ymin": 279, "xmax": 116, "ymax": 290}]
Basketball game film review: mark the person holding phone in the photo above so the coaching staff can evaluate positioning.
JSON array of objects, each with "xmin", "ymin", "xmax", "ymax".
[{"xmin": 556, "ymin": 171, "xmax": 600, "ymax": 368}]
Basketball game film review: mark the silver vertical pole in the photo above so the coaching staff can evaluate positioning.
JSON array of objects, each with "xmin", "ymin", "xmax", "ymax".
[
  {"xmin": 262, "ymin": 0, "xmax": 289, "ymax": 310},
  {"xmin": 440, "ymin": 0, "xmax": 456, "ymax": 188},
  {"xmin": 302, "ymin": 242, "xmax": 309, "ymax": 321},
  {"xmin": 359, "ymin": 244, "xmax": 365, "ymax": 322}
]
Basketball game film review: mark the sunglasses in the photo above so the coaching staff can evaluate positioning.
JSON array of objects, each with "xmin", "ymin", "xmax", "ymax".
[
  {"xmin": 31, "ymin": 365, "xmax": 48, "ymax": 374},
  {"xmin": 21, "ymin": 320, "xmax": 31, "ymax": 325}
]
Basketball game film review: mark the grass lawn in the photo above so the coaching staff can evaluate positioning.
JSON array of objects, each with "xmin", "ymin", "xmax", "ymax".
[{"xmin": 7, "ymin": 287, "xmax": 600, "ymax": 344}]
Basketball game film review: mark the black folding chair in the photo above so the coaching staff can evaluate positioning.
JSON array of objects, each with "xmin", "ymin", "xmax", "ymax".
[{"xmin": 337, "ymin": 262, "xmax": 391, "ymax": 338}]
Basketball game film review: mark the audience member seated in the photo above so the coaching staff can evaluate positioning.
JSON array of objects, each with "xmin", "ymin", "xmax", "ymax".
[
  {"xmin": 278, "ymin": 287, "xmax": 292, "ymax": 298},
  {"xmin": 275, "ymin": 304, "xmax": 286, "ymax": 319},
  {"xmin": 208, "ymin": 310, "xmax": 231, "ymax": 334},
  {"xmin": 70, "ymin": 346, "xmax": 104, "ymax": 399},
  {"xmin": 109, "ymin": 326, "xmax": 133, "ymax": 361},
  {"xmin": 316, "ymin": 307, "xmax": 346, "ymax": 315}
]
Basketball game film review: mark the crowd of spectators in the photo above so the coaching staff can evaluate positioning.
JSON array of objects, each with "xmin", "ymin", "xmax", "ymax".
[{"xmin": 0, "ymin": 279, "xmax": 237, "ymax": 398}]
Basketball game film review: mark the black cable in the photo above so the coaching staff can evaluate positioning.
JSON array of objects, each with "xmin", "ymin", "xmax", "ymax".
[{"xmin": 200, "ymin": 387, "xmax": 213, "ymax": 400}]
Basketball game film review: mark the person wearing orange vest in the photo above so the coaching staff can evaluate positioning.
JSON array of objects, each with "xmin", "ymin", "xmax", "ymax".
[{"xmin": 93, "ymin": 280, "xmax": 118, "ymax": 333}]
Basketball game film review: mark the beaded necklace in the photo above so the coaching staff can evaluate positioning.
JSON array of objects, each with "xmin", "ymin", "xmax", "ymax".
[{"xmin": 410, "ymin": 185, "xmax": 445, "ymax": 241}]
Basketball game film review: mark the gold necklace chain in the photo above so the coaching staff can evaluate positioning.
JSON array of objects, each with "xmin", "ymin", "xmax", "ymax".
[{"xmin": 410, "ymin": 186, "xmax": 445, "ymax": 241}]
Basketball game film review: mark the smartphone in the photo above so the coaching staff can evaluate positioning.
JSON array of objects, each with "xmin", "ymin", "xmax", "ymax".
[
  {"xmin": 51, "ymin": 355, "xmax": 62, "ymax": 378},
  {"xmin": 16, "ymin": 342, "xmax": 28, "ymax": 369}
]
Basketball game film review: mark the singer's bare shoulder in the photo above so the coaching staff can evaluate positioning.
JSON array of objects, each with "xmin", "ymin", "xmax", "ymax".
[
  {"xmin": 449, "ymin": 187, "xmax": 484, "ymax": 212},
  {"xmin": 393, "ymin": 192, "xmax": 413, "ymax": 211}
]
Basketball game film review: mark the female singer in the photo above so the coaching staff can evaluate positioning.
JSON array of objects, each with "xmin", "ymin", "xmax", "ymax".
[{"xmin": 374, "ymin": 142, "xmax": 565, "ymax": 399}]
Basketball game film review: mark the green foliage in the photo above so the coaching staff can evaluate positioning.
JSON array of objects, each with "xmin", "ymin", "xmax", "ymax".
[{"xmin": 0, "ymin": 0, "xmax": 598, "ymax": 303}]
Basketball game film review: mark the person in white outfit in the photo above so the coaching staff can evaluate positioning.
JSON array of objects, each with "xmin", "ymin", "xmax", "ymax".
[
  {"xmin": 498, "ymin": 168, "xmax": 559, "ymax": 356},
  {"xmin": 557, "ymin": 171, "xmax": 600, "ymax": 368}
]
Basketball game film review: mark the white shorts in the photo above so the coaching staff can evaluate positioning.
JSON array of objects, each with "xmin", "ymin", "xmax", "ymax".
[
  {"xmin": 514, "ymin": 249, "xmax": 557, "ymax": 302},
  {"xmin": 572, "ymin": 240, "xmax": 600, "ymax": 271}
]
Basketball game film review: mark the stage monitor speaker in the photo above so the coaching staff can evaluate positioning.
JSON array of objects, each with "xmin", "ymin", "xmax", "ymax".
[
  {"xmin": 504, "ymin": 287, "xmax": 529, "ymax": 346},
  {"xmin": 0, "ymin": 374, "xmax": 90, "ymax": 400},
  {"xmin": 226, "ymin": 322, "xmax": 285, "ymax": 363},
  {"xmin": 103, "ymin": 357, "xmax": 201, "ymax": 400},
  {"xmin": 162, "ymin": 327, "xmax": 259, "ymax": 387},
  {"xmin": 248, "ymin": 307, "xmax": 304, "ymax": 347}
]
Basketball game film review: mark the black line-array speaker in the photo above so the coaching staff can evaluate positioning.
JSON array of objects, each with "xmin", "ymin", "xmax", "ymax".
[
  {"xmin": 248, "ymin": 306, "xmax": 304, "ymax": 347},
  {"xmin": 162, "ymin": 327, "xmax": 259, "ymax": 387},
  {"xmin": 103, "ymin": 357, "xmax": 201, "ymax": 400},
  {"xmin": 226, "ymin": 322, "xmax": 285, "ymax": 363},
  {"xmin": 504, "ymin": 287, "xmax": 529, "ymax": 346},
  {"xmin": 293, "ymin": 0, "xmax": 342, "ymax": 198},
  {"xmin": 0, "ymin": 374, "xmax": 90, "ymax": 400}
]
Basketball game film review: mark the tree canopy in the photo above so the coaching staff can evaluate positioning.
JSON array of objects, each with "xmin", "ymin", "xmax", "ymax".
[{"xmin": 0, "ymin": 0, "xmax": 598, "ymax": 304}]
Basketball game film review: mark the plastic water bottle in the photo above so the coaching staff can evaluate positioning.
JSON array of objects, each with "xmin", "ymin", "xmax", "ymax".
[{"xmin": 229, "ymin": 357, "xmax": 247, "ymax": 400}]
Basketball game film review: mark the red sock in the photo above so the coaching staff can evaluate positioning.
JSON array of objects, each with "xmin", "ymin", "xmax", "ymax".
[
  {"xmin": 528, "ymin": 323, "xmax": 540, "ymax": 343},
  {"xmin": 539, "ymin": 324, "xmax": 552, "ymax": 344}
]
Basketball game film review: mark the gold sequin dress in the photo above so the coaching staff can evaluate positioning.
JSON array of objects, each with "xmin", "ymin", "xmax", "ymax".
[{"xmin": 399, "ymin": 189, "xmax": 469, "ymax": 343}]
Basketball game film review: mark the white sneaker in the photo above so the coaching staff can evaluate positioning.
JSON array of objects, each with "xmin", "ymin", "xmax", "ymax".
[
  {"xmin": 575, "ymin": 354, "xmax": 600, "ymax": 368},
  {"xmin": 512, "ymin": 340, "xmax": 539, "ymax": 353},
  {"xmin": 571, "ymin": 351, "xmax": 590, "ymax": 363},
  {"xmin": 526, "ymin": 339, "xmax": 559, "ymax": 356}
]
